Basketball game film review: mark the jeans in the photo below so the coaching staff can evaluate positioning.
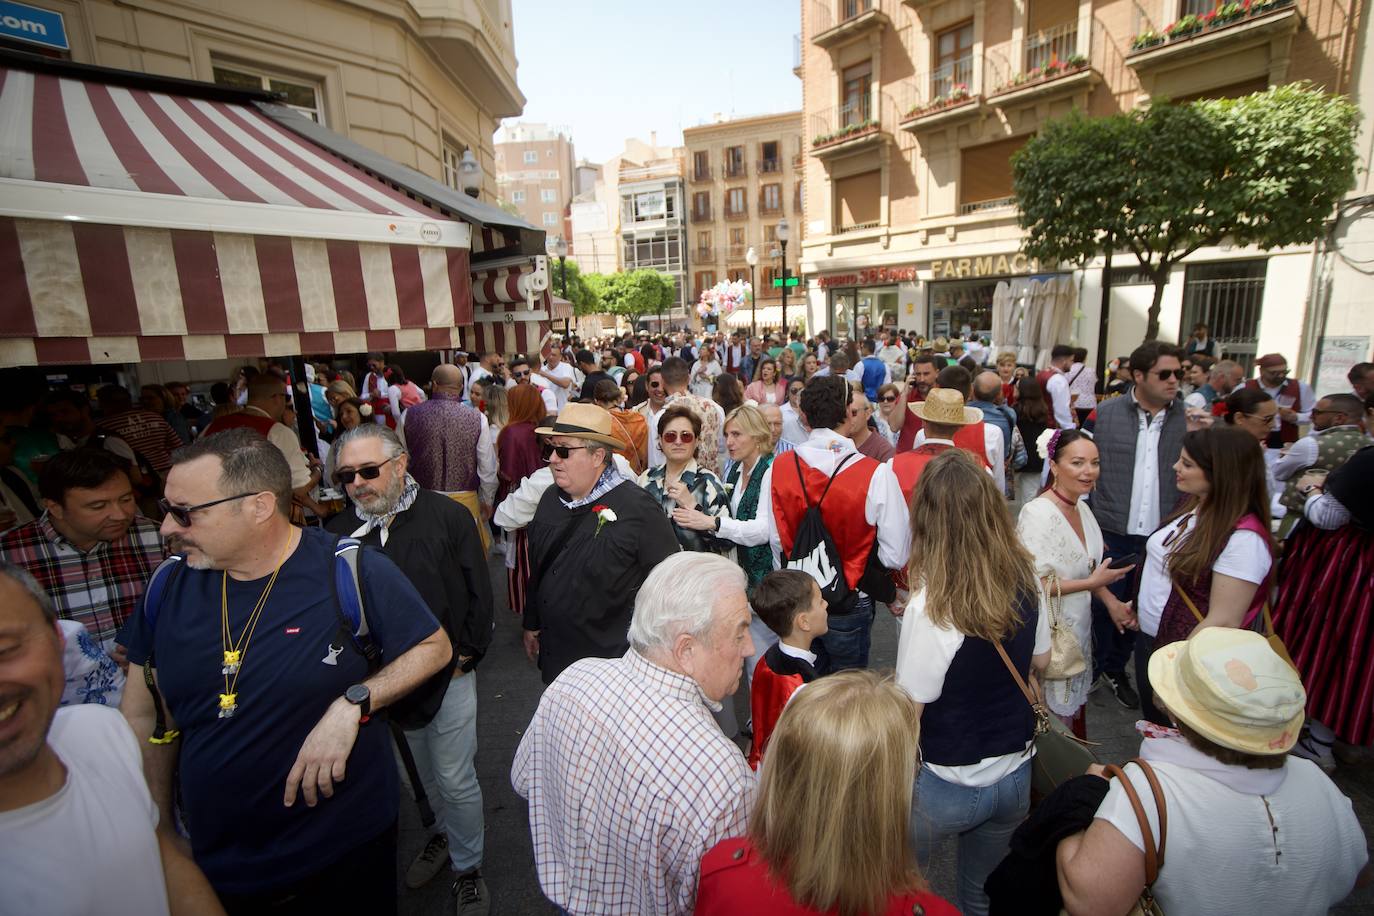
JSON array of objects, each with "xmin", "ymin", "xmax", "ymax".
[
  {"xmin": 403, "ymin": 671, "xmax": 483, "ymax": 872},
  {"xmin": 814, "ymin": 593, "xmax": 874, "ymax": 673},
  {"xmin": 911, "ymin": 759, "xmax": 1032, "ymax": 916},
  {"xmin": 1134, "ymin": 632, "xmax": 1170, "ymax": 726},
  {"xmin": 1092, "ymin": 530, "xmax": 1145, "ymax": 677}
]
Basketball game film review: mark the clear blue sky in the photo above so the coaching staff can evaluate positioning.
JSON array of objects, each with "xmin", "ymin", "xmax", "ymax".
[{"xmin": 506, "ymin": 0, "xmax": 802, "ymax": 163}]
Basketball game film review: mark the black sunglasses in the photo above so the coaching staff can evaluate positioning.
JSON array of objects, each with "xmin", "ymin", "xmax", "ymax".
[
  {"xmin": 513, "ymin": 369, "xmax": 532, "ymax": 378},
  {"xmin": 159, "ymin": 492, "xmax": 257, "ymax": 527},
  {"xmin": 542, "ymin": 444, "xmax": 589, "ymax": 460},
  {"xmin": 1153, "ymin": 369, "xmax": 1185, "ymax": 381},
  {"xmin": 334, "ymin": 456, "xmax": 396, "ymax": 485}
]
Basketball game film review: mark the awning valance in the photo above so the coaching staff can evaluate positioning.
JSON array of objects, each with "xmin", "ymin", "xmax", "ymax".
[
  {"xmin": 0, "ymin": 57, "xmax": 474, "ymax": 365},
  {"xmin": 725, "ymin": 306, "xmax": 803, "ymax": 329}
]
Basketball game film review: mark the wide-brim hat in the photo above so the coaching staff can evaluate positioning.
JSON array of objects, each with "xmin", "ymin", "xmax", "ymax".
[
  {"xmin": 534, "ymin": 402, "xmax": 628, "ymax": 451},
  {"xmin": 909, "ymin": 388, "xmax": 981, "ymax": 426},
  {"xmin": 1149, "ymin": 629, "xmax": 1306, "ymax": 756}
]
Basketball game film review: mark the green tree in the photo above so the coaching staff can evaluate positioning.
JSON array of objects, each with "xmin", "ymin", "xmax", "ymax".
[
  {"xmin": 551, "ymin": 259, "xmax": 601, "ymax": 316},
  {"xmin": 592, "ymin": 270, "xmax": 676, "ymax": 324},
  {"xmin": 1013, "ymin": 84, "xmax": 1358, "ymax": 340}
]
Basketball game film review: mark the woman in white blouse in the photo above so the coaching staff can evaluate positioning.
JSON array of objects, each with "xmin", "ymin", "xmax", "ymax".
[
  {"xmin": 690, "ymin": 342, "xmax": 723, "ymax": 399},
  {"xmin": 1016, "ymin": 430, "xmax": 1135, "ymax": 738}
]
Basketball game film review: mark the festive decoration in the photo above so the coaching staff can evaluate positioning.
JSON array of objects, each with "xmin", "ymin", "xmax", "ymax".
[
  {"xmin": 696, "ymin": 279, "xmax": 753, "ymax": 318},
  {"xmin": 593, "ymin": 504, "xmax": 618, "ymax": 537}
]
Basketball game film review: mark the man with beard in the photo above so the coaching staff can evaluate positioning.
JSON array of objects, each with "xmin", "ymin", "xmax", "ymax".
[
  {"xmin": 0, "ymin": 562, "xmax": 224, "ymax": 915},
  {"xmin": 892, "ymin": 354, "xmax": 941, "ymax": 452},
  {"xmin": 119, "ymin": 428, "xmax": 450, "ymax": 914},
  {"xmin": 0, "ymin": 448, "xmax": 163, "ymax": 672},
  {"xmin": 325, "ymin": 425, "xmax": 493, "ymax": 913}
]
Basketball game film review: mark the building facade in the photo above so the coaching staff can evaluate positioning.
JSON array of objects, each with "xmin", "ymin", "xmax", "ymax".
[
  {"xmin": 797, "ymin": 0, "xmax": 1369, "ymax": 377},
  {"xmin": 494, "ymin": 122, "xmax": 577, "ymax": 238},
  {"xmin": 619, "ymin": 152, "xmax": 690, "ymax": 323},
  {"xmin": 682, "ymin": 111, "xmax": 806, "ymax": 331},
  {"xmin": 3, "ymin": 0, "xmax": 523, "ymax": 202}
]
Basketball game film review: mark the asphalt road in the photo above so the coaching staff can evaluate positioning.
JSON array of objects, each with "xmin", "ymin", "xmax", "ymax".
[{"xmin": 396, "ymin": 551, "xmax": 1374, "ymax": 916}]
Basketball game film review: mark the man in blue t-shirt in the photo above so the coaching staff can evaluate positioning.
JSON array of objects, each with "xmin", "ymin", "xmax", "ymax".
[{"xmin": 119, "ymin": 428, "xmax": 451, "ymax": 913}]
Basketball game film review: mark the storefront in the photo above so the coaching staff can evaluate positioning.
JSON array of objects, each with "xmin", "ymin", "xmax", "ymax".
[{"xmin": 819, "ymin": 266, "xmax": 917, "ymax": 339}]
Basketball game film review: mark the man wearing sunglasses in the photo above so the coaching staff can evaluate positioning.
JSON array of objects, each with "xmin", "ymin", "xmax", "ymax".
[
  {"xmin": 1084, "ymin": 339, "xmax": 1187, "ymax": 713},
  {"xmin": 506, "ymin": 356, "xmax": 558, "ymax": 415},
  {"xmin": 325, "ymin": 425, "xmax": 494, "ymax": 912},
  {"xmin": 1246, "ymin": 353, "xmax": 1316, "ymax": 449},
  {"xmin": 120, "ymin": 428, "xmax": 451, "ymax": 912}
]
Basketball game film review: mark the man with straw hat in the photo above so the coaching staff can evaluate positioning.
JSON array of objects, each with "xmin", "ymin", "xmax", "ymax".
[
  {"xmin": 889, "ymin": 387, "xmax": 990, "ymax": 503},
  {"xmin": 521, "ymin": 403, "xmax": 679, "ymax": 684},
  {"xmin": 1057, "ymin": 629, "xmax": 1368, "ymax": 915}
]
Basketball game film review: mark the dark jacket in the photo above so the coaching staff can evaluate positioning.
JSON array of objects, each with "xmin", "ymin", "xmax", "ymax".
[
  {"xmin": 524, "ymin": 479, "xmax": 679, "ymax": 684},
  {"xmin": 1088, "ymin": 393, "xmax": 1186, "ymax": 536}
]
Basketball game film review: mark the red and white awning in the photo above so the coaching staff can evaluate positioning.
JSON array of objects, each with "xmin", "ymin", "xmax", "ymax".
[
  {"xmin": 464, "ymin": 258, "xmax": 554, "ymax": 357},
  {"xmin": 0, "ymin": 64, "xmax": 473, "ymax": 365}
]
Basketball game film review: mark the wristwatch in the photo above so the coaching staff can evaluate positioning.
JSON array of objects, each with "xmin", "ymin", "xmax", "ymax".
[
  {"xmin": 713, "ymin": 516, "xmax": 722, "ymax": 532},
  {"xmin": 344, "ymin": 683, "xmax": 371, "ymax": 721}
]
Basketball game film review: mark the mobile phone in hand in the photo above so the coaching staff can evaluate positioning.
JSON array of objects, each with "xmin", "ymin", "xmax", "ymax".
[{"xmin": 1107, "ymin": 553, "xmax": 1140, "ymax": 570}]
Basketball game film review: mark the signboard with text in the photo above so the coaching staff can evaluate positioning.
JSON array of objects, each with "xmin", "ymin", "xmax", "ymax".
[
  {"xmin": 1315, "ymin": 335, "xmax": 1370, "ymax": 397},
  {"xmin": 818, "ymin": 253, "xmax": 1044, "ymax": 289},
  {"xmin": 0, "ymin": 1, "xmax": 68, "ymax": 51}
]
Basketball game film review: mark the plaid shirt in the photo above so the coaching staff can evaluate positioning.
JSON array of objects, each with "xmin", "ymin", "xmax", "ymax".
[
  {"xmin": 512, "ymin": 650, "xmax": 756, "ymax": 915},
  {"xmin": 0, "ymin": 513, "xmax": 164, "ymax": 647}
]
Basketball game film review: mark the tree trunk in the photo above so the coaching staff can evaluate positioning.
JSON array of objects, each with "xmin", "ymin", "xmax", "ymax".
[{"xmin": 1146, "ymin": 272, "xmax": 1167, "ymax": 341}]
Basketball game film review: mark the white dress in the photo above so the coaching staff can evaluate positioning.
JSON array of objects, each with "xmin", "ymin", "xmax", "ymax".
[{"xmin": 1016, "ymin": 495, "xmax": 1102, "ymax": 717}]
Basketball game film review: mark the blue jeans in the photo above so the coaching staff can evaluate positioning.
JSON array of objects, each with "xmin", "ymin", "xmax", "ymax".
[
  {"xmin": 910, "ymin": 759, "xmax": 1032, "ymax": 916},
  {"xmin": 1092, "ymin": 530, "xmax": 1144, "ymax": 677},
  {"xmin": 403, "ymin": 670, "xmax": 483, "ymax": 872},
  {"xmin": 814, "ymin": 594, "xmax": 874, "ymax": 673}
]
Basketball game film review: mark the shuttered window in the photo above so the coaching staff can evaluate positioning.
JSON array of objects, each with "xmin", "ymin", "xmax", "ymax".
[
  {"xmin": 1028, "ymin": 0, "xmax": 1079, "ymax": 33},
  {"xmin": 960, "ymin": 136, "xmax": 1030, "ymax": 206},
  {"xmin": 835, "ymin": 171, "xmax": 881, "ymax": 230}
]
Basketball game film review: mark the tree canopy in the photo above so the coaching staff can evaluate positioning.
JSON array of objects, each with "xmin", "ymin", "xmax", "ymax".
[
  {"xmin": 586, "ymin": 269, "xmax": 676, "ymax": 323},
  {"xmin": 1012, "ymin": 83, "xmax": 1359, "ymax": 340},
  {"xmin": 552, "ymin": 259, "xmax": 601, "ymax": 316}
]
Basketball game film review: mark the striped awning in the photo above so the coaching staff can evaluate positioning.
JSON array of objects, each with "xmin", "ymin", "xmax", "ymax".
[
  {"xmin": 0, "ymin": 61, "xmax": 473, "ymax": 366},
  {"xmin": 464, "ymin": 258, "xmax": 554, "ymax": 357}
]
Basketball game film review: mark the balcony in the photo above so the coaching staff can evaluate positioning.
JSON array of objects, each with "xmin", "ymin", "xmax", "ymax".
[
  {"xmin": 691, "ymin": 207, "xmax": 713, "ymax": 223},
  {"xmin": 724, "ymin": 204, "xmax": 750, "ymax": 221},
  {"xmin": 724, "ymin": 159, "xmax": 747, "ymax": 180},
  {"xmin": 810, "ymin": 96, "xmax": 891, "ymax": 159},
  {"xmin": 793, "ymin": 33, "xmax": 803, "ymax": 76},
  {"xmin": 896, "ymin": 58, "xmax": 983, "ymax": 133},
  {"xmin": 810, "ymin": 0, "xmax": 892, "ymax": 49},
  {"xmin": 985, "ymin": 21, "xmax": 1098, "ymax": 108},
  {"xmin": 758, "ymin": 158, "xmax": 782, "ymax": 174},
  {"xmin": 727, "ymin": 244, "xmax": 749, "ymax": 259},
  {"xmin": 759, "ymin": 200, "xmax": 784, "ymax": 217},
  {"xmin": 695, "ymin": 246, "xmax": 714, "ymax": 262},
  {"xmin": 690, "ymin": 165, "xmax": 712, "ymax": 183},
  {"xmin": 1127, "ymin": 0, "xmax": 1300, "ymax": 78},
  {"xmin": 959, "ymin": 196, "xmax": 1017, "ymax": 216}
]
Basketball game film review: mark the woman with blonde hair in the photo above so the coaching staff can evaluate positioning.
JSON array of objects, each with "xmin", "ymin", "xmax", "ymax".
[
  {"xmin": 695, "ymin": 670, "xmax": 957, "ymax": 916},
  {"xmin": 777, "ymin": 346, "xmax": 798, "ymax": 381},
  {"xmin": 895, "ymin": 449, "xmax": 1050, "ymax": 916}
]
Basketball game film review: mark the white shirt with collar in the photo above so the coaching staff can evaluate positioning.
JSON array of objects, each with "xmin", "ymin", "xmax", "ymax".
[
  {"xmin": 1044, "ymin": 369, "xmax": 1077, "ymax": 429},
  {"xmin": 780, "ymin": 402, "xmax": 808, "ymax": 445},
  {"xmin": 243, "ymin": 406, "xmax": 311, "ymax": 488},
  {"xmin": 1126, "ymin": 393, "xmax": 1168, "ymax": 536},
  {"xmin": 912, "ymin": 425, "xmax": 1004, "ymax": 491},
  {"xmin": 775, "ymin": 640, "xmax": 817, "ymax": 667}
]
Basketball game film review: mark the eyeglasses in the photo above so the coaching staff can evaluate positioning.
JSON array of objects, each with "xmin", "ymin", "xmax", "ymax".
[
  {"xmin": 1247, "ymin": 412, "xmax": 1279, "ymax": 424},
  {"xmin": 334, "ymin": 456, "xmax": 396, "ymax": 485},
  {"xmin": 513, "ymin": 369, "xmax": 531, "ymax": 379},
  {"xmin": 158, "ymin": 492, "xmax": 258, "ymax": 527},
  {"xmin": 1153, "ymin": 369, "xmax": 1185, "ymax": 381},
  {"xmin": 542, "ymin": 444, "xmax": 589, "ymax": 460},
  {"xmin": 661, "ymin": 430, "xmax": 696, "ymax": 445},
  {"xmin": 879, "ymin": 395, "xmax": 897, "ymax": 403}
]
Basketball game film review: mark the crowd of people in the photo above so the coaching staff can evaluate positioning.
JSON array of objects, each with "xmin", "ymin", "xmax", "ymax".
[{"xmin": 0, "ymin": 324, "xmax": 1372, "ymax": 916}]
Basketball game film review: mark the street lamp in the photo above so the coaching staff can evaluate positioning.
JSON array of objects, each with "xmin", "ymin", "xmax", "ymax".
[
  {"xmin": 777, "ymin": 218, "xmax": 791, "ymax": 336},
  {"xmin": 549, "ymin": 234, "xmax": 569, "ymax": 337},
  {"xmin": 745, "ymin": 246, "xmax": 759, "ymax": 338},
  {"xmin": 458, "ymin": 149, "xmax": 482, "ymax": 199}
]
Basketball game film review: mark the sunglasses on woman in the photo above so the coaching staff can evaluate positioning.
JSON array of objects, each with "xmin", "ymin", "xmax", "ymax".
[
  {"xmin": 334, "ymin": 456, "xmax": 396, "ymax": 485},
  {"xmin": 661, "ymin": 430, "xmax": 696, "ymax": 444}
]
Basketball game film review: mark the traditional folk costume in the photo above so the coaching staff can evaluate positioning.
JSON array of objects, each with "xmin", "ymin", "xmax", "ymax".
[{"xmin": 747, "ymin": 643, "xmax": 818, "ymax": 770}]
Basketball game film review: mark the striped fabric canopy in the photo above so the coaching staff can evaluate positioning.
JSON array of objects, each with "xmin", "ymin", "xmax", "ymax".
[{"xmin": 0, "ymin": 62, "xmax": 474, "ymax": 366}]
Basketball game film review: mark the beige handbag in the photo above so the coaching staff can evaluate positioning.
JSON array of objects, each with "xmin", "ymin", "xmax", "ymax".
[{"xmin": 1043, "ymin": 573, "xmax": 1087, "ymax": 680}]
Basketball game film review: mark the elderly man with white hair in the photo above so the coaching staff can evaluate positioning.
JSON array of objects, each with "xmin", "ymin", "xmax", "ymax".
[{"xmin": 512, "ymin": 552, "xmax": 757, "ymax": 916}]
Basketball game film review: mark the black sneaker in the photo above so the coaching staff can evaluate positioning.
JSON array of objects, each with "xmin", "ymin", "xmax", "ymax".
[
  {"xmin": 405, "ymin": 833, "xmax": 449, "ymax": 889},
  {"xmin": 452, "ymin": 869, "xmax": 490, "ymax": 916},
  {"xmin": 1102, "ymin": 670, "xmax": 1139, "ymax": 709}
]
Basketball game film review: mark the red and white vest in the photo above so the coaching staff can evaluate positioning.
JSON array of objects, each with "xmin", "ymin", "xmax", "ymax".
[{"xmin": 771, "ymin": 452, "xmax": 880, "ymax": 591}]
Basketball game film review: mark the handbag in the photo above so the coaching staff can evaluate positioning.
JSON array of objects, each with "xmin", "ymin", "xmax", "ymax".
[
  {"xmin": 1102, "ymin": 759, "xmax": 1168, "ymax": 916},
  {"xmin": 1172, "ymin": 585, "xmax": 1296, "ymax": 672},
  {"xmin": 1042, "ymin": 573, "xmax": 1087, "ymax": 681},
  {"xmin": 992, "ymin": 641, "xmax": 1098, "ymax": 797}
]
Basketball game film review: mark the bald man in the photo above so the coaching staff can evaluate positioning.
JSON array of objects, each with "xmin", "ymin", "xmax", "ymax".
[{"xmin": 400, "ymin": 365, "xmax": 498, "ymax": 549}]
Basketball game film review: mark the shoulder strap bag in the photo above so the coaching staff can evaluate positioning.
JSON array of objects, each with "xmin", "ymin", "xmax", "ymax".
[
  {"xmin": 1101, "ymin": 759, "xmax": 1168, "ymax": 916},
  {"xmin": 1171, "ymin": 583, "xmax": 1295, "ymax": 672},
  {"xmin": 1042, "ymin": 573, "xmax": 1088, "ymax": 680},
  {"xmin": 992, "ymin": 638, "xmax": 1098, "ymax": 797}
]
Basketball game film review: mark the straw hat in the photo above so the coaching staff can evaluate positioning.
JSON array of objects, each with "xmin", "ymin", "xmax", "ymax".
[
  {"xmin": 534, "ymin": 403, "xmax": 628, "ymax": 451},
  {"xmin": 1149, "ymin": 629, "xmax": 1306, "ymax": 755},
  {"xmin": 909, "ymin": 388, "xmax": 981, "ymax": 426}
]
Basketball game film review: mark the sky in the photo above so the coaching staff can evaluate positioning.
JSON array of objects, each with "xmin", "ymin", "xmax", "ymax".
[{"xmin": 504, "ymin": 0, "xmax": 803, "ymax": 163}]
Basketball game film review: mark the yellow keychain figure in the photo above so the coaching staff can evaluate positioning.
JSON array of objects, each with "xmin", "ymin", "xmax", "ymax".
[
  {"xmin": 218, "ymin": 692, "xmax": 238, "ymax": 719},
  {"xmin": 221, "ymin": 650, "xmax": 241, "ymax": 675}
]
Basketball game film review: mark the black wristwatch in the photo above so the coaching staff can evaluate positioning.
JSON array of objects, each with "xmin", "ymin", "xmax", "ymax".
[
  {"xmin": 713, "ymin": 515, "xmax": 722, "ymax": 532},
  {"xmin": 344, "ymin": 683, "xmax": 371, "ymax": 721}
]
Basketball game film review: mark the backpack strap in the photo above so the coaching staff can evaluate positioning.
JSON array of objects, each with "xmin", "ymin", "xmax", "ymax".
[
  {"xmin": 139, "ymin": 555, "xmax": 183, "ymax": 745},
  {"xmin": 816, "ymin": 453, "xmax": 857, "ymax": 507},
  {"xmin": 332, "ymin": 536, "xmax": 380, "ymax": 673}
]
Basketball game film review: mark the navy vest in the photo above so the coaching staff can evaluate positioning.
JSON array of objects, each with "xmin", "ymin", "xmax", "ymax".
[{"xmin": 921, "ymin": 589, "xmax": 1039, "ymax": 767}]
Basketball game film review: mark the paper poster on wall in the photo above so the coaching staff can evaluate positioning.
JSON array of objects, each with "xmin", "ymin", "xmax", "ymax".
[{"xmin": 1315, "ymin": 336, "xmax": 1370, "ymax": 396}]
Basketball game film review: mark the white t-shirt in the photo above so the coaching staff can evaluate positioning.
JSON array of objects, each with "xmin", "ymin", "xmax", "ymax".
[
  {"xmin": 541, "ymin": 361, "xmax": 577, "ymax": 411},
  {"xmin": 0, "ymin": 705, "xmax": 169, "ymax": 916},
  {"xmin": 895, "ymin": 586, "xmax": 1051, "ymax": 787},
  {"xmin": 508, "ymin": 377, "xmax": 558, "ymax": 415},
  {"xmin": 1136, "ymin": 515, "xmax": 1272, "ymax": 637},
  {"xmin": 1096, "ymin": 757, "xmax": 1366, "ymax": 916}
]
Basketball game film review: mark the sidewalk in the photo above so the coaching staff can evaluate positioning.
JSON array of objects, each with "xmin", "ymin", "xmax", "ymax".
[{"xmin": 398, "ymin": 553, "xmax": 1374, "ymax": 915}]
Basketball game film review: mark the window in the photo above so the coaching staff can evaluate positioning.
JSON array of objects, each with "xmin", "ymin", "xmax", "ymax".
[
  {"xmin": 1180, "ymin": 260, "xmax": 1267, "ymax": 369},
  {"xmin": 693, "ymin": 150, "xmax": 711, "ymax": 180},
  {"xmin": 794, "ymin": 180, "xmax": 804, "ymax": 213},
  {"xmin": 695, "ymin": 271, "xmax": 716, "ymax": 297},
  {"xmin": 933, "ymin": 23, "xmax": 974, "ymax": 98},
  {"xmin": 631, "ymin": 190, "xmax": 669, "ymax": 222},
  {"xmin": 543, "ymin": 212, "xmax": 558, "ymax": 226},
  {"xmin": 763, "ymin": 223, "xmax": 777, "ymax": 245},
  {"xmin": 692, "ymin": 191, "xmax": 711, "ymax": 220},
  {"xmin": 725, "ymin": 145, "xmax": 746, "ymax": 178},
  {"xmin": 726, "ymin": 187, "xmax": 747, "ymax": 218},
  {"xmin": 959, "ymin": 136, "xmax": 1029, "ymax": 213},
  {"xmin": 834, "ymin": 170, "xmax": 881, "ymax": 232},
  {"xmin": 541, "ymin": 188, "xmax": 557, "ymax": 203},
  {"xmin": 441, "ymin": 138, "xmax": 467, "ymax": 191},
  {"xmin": 759, "ymin": 140, "xmax": 780, "ymax": 173},
  {"xmin": 762, "ymin": 265, "xmax": 780, "ymax": 287},
  {"xmin": 760, "ymin": 183, "xmax": 782, "ymax": 215},
  {"xmin": 695, "ymin": 231, "xmax": 713, "ymax": 258},
  {"xmin": 842, "ymin": 61, "xmax": 872, "ymax": 125},
  {"xmin": 524, "ymin": 150, "xmax": 538, "ymax": 164},
  {"xmin": 512, "ymin": 190, "xmax": 526, "ymax": 203},
  {"xmin": 212, "ymin": 64, "xmax": 325, "ymax": 123},
  {"xmin": 727, "ymin": 268, "xmax": 748, "ymax": 283}
]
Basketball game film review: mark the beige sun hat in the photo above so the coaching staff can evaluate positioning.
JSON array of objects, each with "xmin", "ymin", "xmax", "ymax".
[
  {"xmin": 909, "ymin": 388, "xmax": 982, "ymax": 426},
  {"xmin": 534, "ymin": 403, "xmax": 628, "ymax": 451},
  {"xmin": 1149, "ymin": 628, "xmax": 1306, "ymax": 755}
]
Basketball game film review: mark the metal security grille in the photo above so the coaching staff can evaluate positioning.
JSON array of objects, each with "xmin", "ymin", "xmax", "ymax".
[{"xmin": 1180, "ymin": 260, "xmax": 1267, "ymax": 369}]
